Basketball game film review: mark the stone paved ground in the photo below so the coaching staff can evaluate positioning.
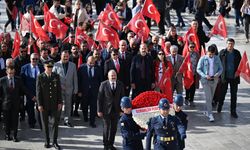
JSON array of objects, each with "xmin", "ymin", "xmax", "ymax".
[{"xmin": 0, "ymin": 1, "xmax": 250, "ymax": 150}]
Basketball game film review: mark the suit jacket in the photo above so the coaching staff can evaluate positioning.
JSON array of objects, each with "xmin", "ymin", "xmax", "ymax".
[
  {"xmin": 36, "ymin": 72, "xmax": 62, "ymax": 111},
  {"xmin": 21, "ymin": 63, "xmax": 44, "ymax": 96},
  {"xmin": 166, "ymin": 54, "xmax": 184, "ymax": 83},
  {"xmin": 130, "ymin": 54, "xmax": 155, "ymax": 85},
  {"xmin": 53, "ymin": 61, "xmax": 78, "ymax": 95},
  {"xmin": 97, "ymin": 80, "xmax": 125, "ymax": 115},
  {"xmin": 0, "ymin": 76, "xmax": 32, "ymax": 110},
  {"xmin": 13, "ymin": 55, "xmax": 30, "ymax": 76},
  {"xmin": 104, "ymin": 58, "xmax": 127, "ymax": 85},
  {"xmin": 78, "ymin": 64, "xmax": 102, "ymax": 95},
  {"xmin": 119, "ymin": 51, "xmax": 133, "ymax": 87}
]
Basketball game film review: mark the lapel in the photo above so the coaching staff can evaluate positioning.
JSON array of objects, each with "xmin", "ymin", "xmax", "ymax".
[
  {"xmin": 28, "ymin": 64, "xmax": 33, "ymax": 77},
  {"xmin": 107, "ymin": 81, "xmax": 113, "ymax": 96}
]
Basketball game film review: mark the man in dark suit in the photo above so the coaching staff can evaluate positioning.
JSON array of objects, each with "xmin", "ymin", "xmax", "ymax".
[
  {"xmin": 36, "ymin": 60, "xmax": 62, "ymax": 149},
  {"xmin": 97, "ymin": 70, "xmax": 125, "ymax": 150},
  {"xmin": 104, "ymin": 49, "xmax": 126, "ymax": 84},
  {"xmin": 130, "ymin": 43, "xmax": 155, "ymax": 99},
  {"xmin": 0, "ymin": 66, "xmax": 35, "ymax": 142},
  {"xmin": 118, "ymin": 40, "xmax": 133, "ymax": 96},
  {"xmin": 78, "ymin": 56, "xmax": 102, "ymax": 127},
  {"xmin": 21, "ymin": 53, "xmax": 44, "ymax": 128}
]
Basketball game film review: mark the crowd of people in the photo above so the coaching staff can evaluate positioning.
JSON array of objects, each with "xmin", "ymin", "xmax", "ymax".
[{"xmin": 0, "ymin": 0, "xmax": 248, "ymax": 149}]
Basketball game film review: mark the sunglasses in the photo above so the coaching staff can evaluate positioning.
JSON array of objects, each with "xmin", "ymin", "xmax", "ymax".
[
  {"xmin": 189, "ymin": 46, "xmax": 195, "ymax": 48},
  {"xmin": 158, "ymin": 53, "xmax": 164, "ymax": 55},
  {"xmin": 20, "ymin": 51, "xmax": 27, "ymax": 53},
  {"xmin": 112, "ymin": 53, "xmax": 118, "ymax": 56},
  {"xmin": 47, "ymin": 66, "xmax": 53, "ymax": 68},
  {"xmin": 32, "ymin": 58, "xmax": 38, "ymax": 60}
]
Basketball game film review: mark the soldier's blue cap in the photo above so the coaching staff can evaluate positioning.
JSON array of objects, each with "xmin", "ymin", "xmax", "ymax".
[
  {"xmin": 120, "ymin": 96, "xmax": 132, "ymax": 108},
  {"xmin": 174, "ymin": 94, "xmax": 184, "ymax": 106},
  {"xmin": 158, "ymin": 98, "xmax": 170, "ymax": 110}
]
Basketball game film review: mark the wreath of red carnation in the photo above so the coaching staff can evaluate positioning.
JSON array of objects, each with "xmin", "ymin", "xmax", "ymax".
[{"xmin": 132, "ymin": 91, "xmax": 173, "ymax": 109}]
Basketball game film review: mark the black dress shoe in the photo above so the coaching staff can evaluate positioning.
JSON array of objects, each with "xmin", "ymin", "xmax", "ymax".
[
  {"xmin": 231, "ymin": 112, "xmax": 238, "ymax": 118},
  {"xmin": 44, "ymin": 143, "xmax": 51, "ymax": 148},
  {"xmin": 5, "ymin": 135, "xmax": 12, "ymax": 141},
  {"xmin": 53, "ymin": 143, "xmax": 61, "ymax": 149},
  {"xmin": 64, "ymin": 122, "xmax": 73, "ymax": 127},
  {"xmin": 109, "ymin": 145, "xmax": 117, "ymax": 150},
  {"xmin": 13, "ymin": 137, "xmax": 19, "ymax": 142}
]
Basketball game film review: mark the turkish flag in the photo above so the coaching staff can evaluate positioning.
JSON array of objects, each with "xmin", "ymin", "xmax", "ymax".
[
  {"xmin": 95, "ymin": 21, "xmax": 120, "ymax": 49},
  {"xmin": 182, "ymin": 42, "xmax": 189, "ymax": 57},
  {"xmin": 184, "ymin": 27, "xmax": 200, "ymax": 53},
  {"xmin": 98, "ymin": 4, "xmax": 122, "ymax": 30},
  {"xmin": 235, "ymin": 51, "xmax": 250, "ymax": 84},
  {"xmin": 44, "ymin": 3, "xmax": 49, "ymax": 12},
  {"xmin": 78, "ymin": 55, "xmax": 83, "ymax": 69},
  {"xmin": 126, "ymin": 12, "xmax": 150, "ymax": 41},
  {"xmin": 11, "ymin": 31, "xmax": 20, "ymax": 58},
  {"xmin": 200, "ymin": 46, "xmax": 206, "ymax": 57},
  {"xmin": 141, "ymin": 0, "xmax": 160, "ymax": 24},
  {"xmin": 75, "ymin": 27, "xmax": 97, "ymax": 49},
  {"xmin": 211, "ymin": 15, "xmax": 227, "ymax": 38},
  {"xmin": 44, "ymin": 11, "xmax": 68, "ymax": 39},
  {"xmin": 30, "ymin": 12, "xmax": 50, "ymax": 41},
  {"xmin": 178, "ymin": 55, "xmax": 194, "ymax": 89},
  {"xmin": 62, "ymin": 36, "xmax": 69, "ymax": 44},
  {"xmin": 158, "ymin": 62, "xmax": 173, "ymax": 102}
]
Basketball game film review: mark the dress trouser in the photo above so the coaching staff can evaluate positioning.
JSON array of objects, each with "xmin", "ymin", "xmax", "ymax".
[
  {"xmin": 244, "ymin": 15, "xmax": 250, "ymax": 40},
  {"xmin": 3, "ymin": 108, "xmax": 19, "ymax": 137},
  {"xmin": 219, "ymin": 79, "xmax": 238, "ymax": 113},
  {"xmin": 62, "ymin": 92, "xmax": 72, "ymax": 123},
  {"xmin": 201, "ymin": 79, "xmax": 218, "ymax": 115},
  {"xmin": 103, "ymin": 113, "xmax": 119, "ymax": 147}
]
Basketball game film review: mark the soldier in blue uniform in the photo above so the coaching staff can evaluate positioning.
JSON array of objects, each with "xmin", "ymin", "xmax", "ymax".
[
  {"xmin": 173, "ymin": 94, "xmax": 188, "ymax": 150},
  {"xmin": 119, "ymin": 96, "xmax": 146, "ymax": 150},
  {"xmin": 146, "ymin": 98, "xmax": 186, "ymax": 150}
]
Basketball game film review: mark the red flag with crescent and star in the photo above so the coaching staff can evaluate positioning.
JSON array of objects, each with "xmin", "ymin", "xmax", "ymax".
[
  {"xmin": 11, "ymin": 31, "xmax": 20, "ymax": 58},
  {"xmin": 235, "ymin": 51, "xmax": 250, "ymax": 84},
  {"xmin": 95, "ymin": 21, "xmax": 120, "ymax": 49},
  {"xmin": 98, "ymin": 4, "xmax": 122, "ymax": 30},
  {"xmin": 178, "ymin": 55, "xmax": 194, "ymax": 89},
  {"xmin": 211, "ymin": 15, "xmax": 227, "ymax": 38},
  {"xmin": 141, "ymin": 0, "xmax": 160, "ymax": 24},
  {"xmin": 183, "ymin": 27, "xmax": 200, "ymax": 56},
  {"xmin": 75, "ymin": 27, "xmax": 97, "ymax": 49},
  {"xmin": 30, "ymin": 11, "xmax": 50, "ymax": 41},
  {"xmin": 44, "ymin": 10, "xmax": 68, "ymax": 39},
  {"xmin": 126, "ymin": 12, "xmax": 150, "ymax": 41}
]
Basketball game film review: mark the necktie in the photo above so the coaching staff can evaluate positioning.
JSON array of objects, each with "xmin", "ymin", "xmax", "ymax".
[
  {"xmin": 122, "ymin": 53, "xmax": 125, "ymax": 60},
  {"xmin": 89, "ymin": 67, "xmax": 92, "ymax": 78},
  {"xmin": 115, "ymin": 60, "xmax": 120, "ymax": 73},
  {"xmin": 112, "ymin": 82, "xmax": 115, "ymax": 91},
  {"xmin": 34, "ymin": 67, "xmax": 37, "ymax": 79},
  {"xmin": 10, "ymin": 78, "xmax": 14, "ymax": 89},
  {"xmin": 163, "ymin": 117, "xmax": 167, "ymax": 126}
]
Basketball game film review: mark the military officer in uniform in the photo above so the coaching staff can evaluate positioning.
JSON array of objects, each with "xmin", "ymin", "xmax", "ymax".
[
  {"xmin": 36, "ymin": 60, "xmax": 62, "ymax": 149},
  {"xmin": 146, "ymin": 98, "xmax": 186, "ymax": 150},
  {"xmin": 120, "ymin": 96, "xmax": 146, "ymax": 150},
  {"xmin": 173, "ymin": 94, "xmax": 188, "ymax": 150}
]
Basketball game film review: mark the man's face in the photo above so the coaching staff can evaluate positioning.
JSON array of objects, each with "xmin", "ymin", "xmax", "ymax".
[
  {"xmin": 93, "ymin": 50, "xmax": 100, "ymax": 59},
  {"xmin": 119, "ymin": 41, "xmax": 127, "ymax": 52},
  {"xmin": 152, "ymin": 36, "xmax": 159, "ymax": 44},
  {"xmin": 41, "ymin": 50, "xmax": 49, "ymax": 59},
  {"xmin": 160, "ymin": 109, "xmax": 169, "ymax": 117},
  {"xmin": 191, "ymin": 21, "xmax": 198, "ymax": 30},
  {"xmin": 189, "ymin": 44, "xmax": 195, "ymax": 52},
  {"xmin": 140, "ymin": 44, "xmax": 147, "ymax": 56},
  {"xmin": 69, "ymin": 34, "xmax": 75, "ymax": 43},
  {"xmin": 108, "ymin": 71, "xmax": 117, "ymax": 82},
  {"xmin": 111, "ymin": 51, "xmax": 118, "ymax": 60},
  {"xmin": 31, "ymin": 54, "xmax": 39, "ymax": 65},
  {"xmin": 61, "ymin": 52, "xmax": 69, "ymax": 63},
  {"xmin": 71, "ymin": 46, "xmax": 79, "ymax": 55},
  {"xmin": 1, "ymin": 44, "xmax": 7, "ymax": 52},
  {"xmin": 87, "ymin": 58, "xmax": 95, "ymax": 67},
  {"xmin": 227, "ymin": 41, "xmax": 235, "ymax": 51},
  {"xmin": 44, "ymin": 65, "xmax": 53, "ymax": 73},
  {"xmin": 171, "ymin": 49, "xmax": 177, "ymax": 56},
  {"xmin": 50, "ymin": 47, "xmax": 59, "ymax": 55},
  {"xmin": 80, "ymin": 43, "xmax": 88, "ymax": 51},
  {"xmin": 207, "ymin": 51, "xmax": 215, "ymax": 58},
  {"xmin": 6, "ymin": 69, "xmax": 15, "ymax": 78},
  {"xmin": 20, "ymin": 47, "xmax": 28, "ymax": 57},
  {"xmin": 40, "ymin": 41, "xmax": 46, "ymax": 49}
]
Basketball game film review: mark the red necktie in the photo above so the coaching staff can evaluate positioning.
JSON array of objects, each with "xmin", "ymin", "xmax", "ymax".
[{"xmin": 115, "ymin": 60, "xmax": 120, "ymax": 73}]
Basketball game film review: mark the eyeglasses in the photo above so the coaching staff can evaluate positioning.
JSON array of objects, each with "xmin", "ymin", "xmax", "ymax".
[
  {"xmin": 32, "ymin": 58, "xmax": 38, "ymax": 60},
  {"xmin": 158, "ymin": 53, "xmax": 164, "ymax": 55}
]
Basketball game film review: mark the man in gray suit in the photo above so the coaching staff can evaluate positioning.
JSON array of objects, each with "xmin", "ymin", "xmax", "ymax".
[
  {"xmin": 166, "ymin": 45, "xmax": 184, "ymax": 94},
  {"xmin": 53, "ymin": 50, "xmax": 78, "ymax": 127},
  {"xmin": 97, "ymin": 70, "xmax": 125, "ymax": 150}
]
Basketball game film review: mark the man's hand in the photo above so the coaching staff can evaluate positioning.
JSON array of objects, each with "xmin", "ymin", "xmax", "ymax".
[
  {"xmin": 98, "ymin": 112, "xmax": 103, "ymax": 118},
  {"xmin": 38, "ymin": 106, "xmax": 44, "ymax": 112},
  {"xmin": 206, "ymin": 75, "xmax": 212, "ymax": 80},
  {"xmin": 58, "ymin": 104, "xmax": 62, "ymax": 111}
]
